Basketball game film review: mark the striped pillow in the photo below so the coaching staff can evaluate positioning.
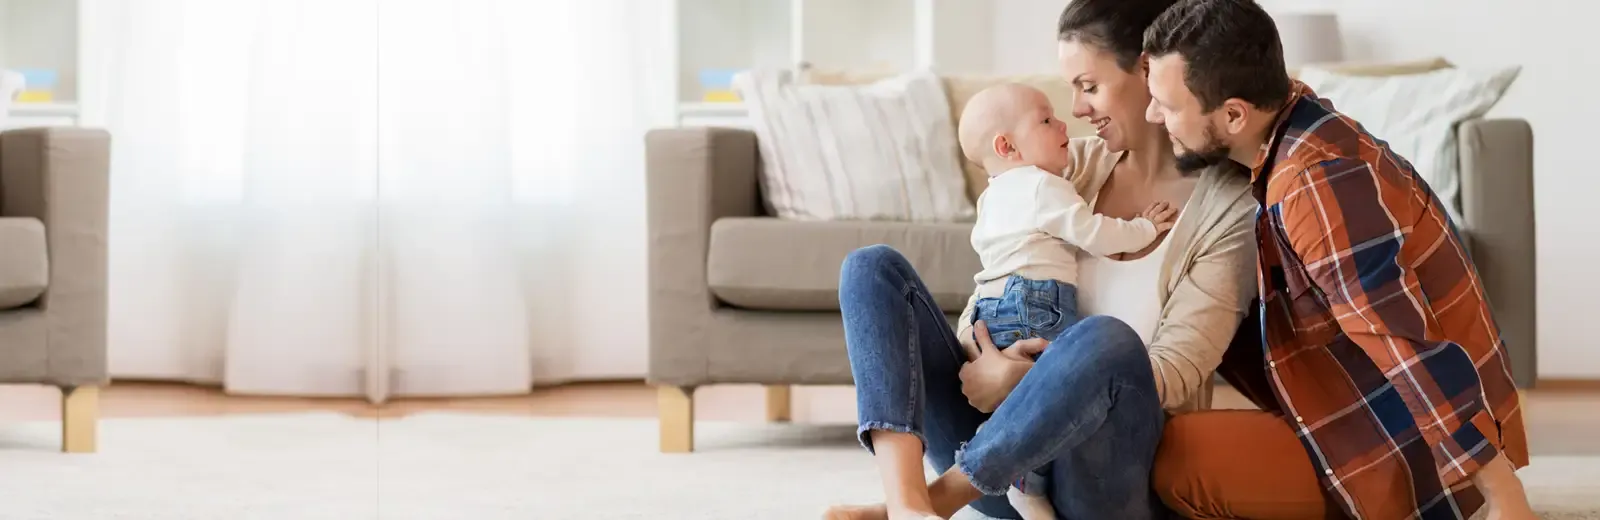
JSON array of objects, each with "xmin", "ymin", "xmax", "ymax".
[{"xmin": 732, "ymin": 70, "xmax": 975, "ymax": 222}]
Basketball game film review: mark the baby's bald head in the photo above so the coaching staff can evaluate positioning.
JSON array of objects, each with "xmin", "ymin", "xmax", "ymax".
[
  {"xmin": 958, "ymin": 83, "xmax": 1036, "ymax": 164},
  {"xmin": 957, "ymin": 83, "xmax": 1072, "ymax": 177}
]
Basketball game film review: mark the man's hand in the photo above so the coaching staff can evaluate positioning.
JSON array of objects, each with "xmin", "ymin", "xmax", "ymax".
[{"xmin": 958, "ymin": 321, "xmax": 1049, "ymax": 413}]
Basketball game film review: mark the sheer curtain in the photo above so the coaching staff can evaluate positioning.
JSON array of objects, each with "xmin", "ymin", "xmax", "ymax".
[{"xmin": 81, "ymin": 0, "xmax": 667, "ymax": 401}]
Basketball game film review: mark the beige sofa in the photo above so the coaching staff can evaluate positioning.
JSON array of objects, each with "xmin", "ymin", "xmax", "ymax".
[
  {"xmin": 645, "ymin": 69, "xmax": 1538, "ymax": 453},
  {"xmin": 0, "ymin": 127, "xmax": 111, "ymax": 453}
]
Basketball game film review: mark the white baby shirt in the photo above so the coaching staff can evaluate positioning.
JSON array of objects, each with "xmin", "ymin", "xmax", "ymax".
[{"xmin": 969, "ymin": 165, "xmax": 1158, "ymax": 286}]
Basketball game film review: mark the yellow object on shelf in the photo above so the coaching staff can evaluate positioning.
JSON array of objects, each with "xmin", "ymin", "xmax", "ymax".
[
  {"xmin": 701, "ymin": 89, "xmax": 740, "ymax": 103},
  {"xmin": 17, "ymin": 90, "xmax": 52, "ymax": 103}
]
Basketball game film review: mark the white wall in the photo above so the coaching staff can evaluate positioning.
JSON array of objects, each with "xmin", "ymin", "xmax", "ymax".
[
  {"xmin": 990, "ymin": 0, "xmax": 1596, "ymax": 378},
  {"xmin": 991, "ymin": 0, "xmax": 1064, "ymax": 75},
  {"xmin": 930, "ymin": 0, "xmax": 995, "ymax": 74}
]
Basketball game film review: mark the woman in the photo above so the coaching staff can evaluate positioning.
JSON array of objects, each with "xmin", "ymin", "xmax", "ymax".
[{"xmin": 824, "ymin": 0, "xmax": 1257, "ymax": 518}]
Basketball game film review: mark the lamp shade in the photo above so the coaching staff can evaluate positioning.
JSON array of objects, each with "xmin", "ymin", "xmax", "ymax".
[{"xmin": 1274, "ymin": 12, "xmax": 1343, "ymax": 69}]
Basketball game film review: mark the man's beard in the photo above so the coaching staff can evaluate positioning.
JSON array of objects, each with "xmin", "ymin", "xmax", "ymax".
[{"xmin": 1173, "ymin": 126, "xmax": 1231, "ymax": 173}]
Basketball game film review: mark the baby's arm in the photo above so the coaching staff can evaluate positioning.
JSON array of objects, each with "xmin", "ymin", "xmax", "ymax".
[
  {"xmin": 1033, "ymin": 174, "xmax": 1161, "ymax": 257},
  {"xmin": 954, "ymin": 288, "xmax": 981, "ymax": 361}
]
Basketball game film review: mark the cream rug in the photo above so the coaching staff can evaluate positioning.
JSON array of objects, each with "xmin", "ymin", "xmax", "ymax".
[{"xmin": 0, "ymin": 413, "xmax": 1594, "ymax": 519}]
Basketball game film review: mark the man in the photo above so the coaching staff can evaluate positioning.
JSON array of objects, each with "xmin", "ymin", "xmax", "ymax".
[{"xmin": 1138, "ymin": 1, "xmax": 1534, "ymax": 519}]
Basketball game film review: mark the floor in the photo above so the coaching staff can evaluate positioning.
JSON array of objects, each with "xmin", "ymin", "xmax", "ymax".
[{"xmin": 1, "ymin": 381, "xmax": 1597, "ymax": 455}]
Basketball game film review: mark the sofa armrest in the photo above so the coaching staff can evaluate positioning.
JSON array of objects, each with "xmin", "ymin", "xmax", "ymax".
[
  {"xmin": 1457, "ymin": 118, "xmax": 1536, "ymax": 387},
  {"xmin": 644, "ymin": 127, "xmax": 761, "ymax": 386},
  {"xmin": 0, "ymin": 127, "xmax": 111, "ymax": 385}
]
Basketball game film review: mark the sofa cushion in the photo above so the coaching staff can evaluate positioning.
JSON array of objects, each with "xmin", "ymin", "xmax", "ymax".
[
  {"xmin": 732, "ymin": 70, "xmax": 975, "ymax": 222},
  {"xmin": 0, "ymin": 217, "xmax": 47, "ymax": 310},
  {"xmin": 803, "ymin": 69, "xmax": 1097, "ymax": 204},
  {"xmin": 707, "ymin": 217, "xmax": 978, "ymax": 312}
]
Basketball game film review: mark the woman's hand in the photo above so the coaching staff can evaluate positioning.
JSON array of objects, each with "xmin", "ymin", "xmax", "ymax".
[{"xmin": 958, "ymin": 321, "xmax": 1050, "ymax": 413}]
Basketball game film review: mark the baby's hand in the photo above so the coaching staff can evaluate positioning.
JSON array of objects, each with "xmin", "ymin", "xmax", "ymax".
[{"xmin": 1141, "ymin": 201, "xmax": 1178, "ymax": 233}]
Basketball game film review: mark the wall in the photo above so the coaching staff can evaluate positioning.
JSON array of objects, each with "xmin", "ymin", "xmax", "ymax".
[
  {"xmin": 991, "ymin": 0, "xmax": 1595, "ymax": 378},
  {"xmin": 991, "ymin": 0, "xmax": 1064, "ymax": 75}
]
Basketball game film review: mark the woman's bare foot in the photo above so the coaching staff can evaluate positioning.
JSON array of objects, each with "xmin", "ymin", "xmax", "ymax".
[
  {"xmin": 823, "ymin": 504, "xmax": 885, "ymax": 520},
  {"xmin": 823, "ymin": 504, "xmax": 941, "ymax": 520}
]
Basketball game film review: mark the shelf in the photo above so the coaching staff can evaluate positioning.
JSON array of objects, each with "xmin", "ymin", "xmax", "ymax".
[
  {"xmin": 676, "ymin": 0, "xmax": 791, "ymax": 106},
  {"xmin": 678, "ymin": 101, "xmax": 745, "ymax": 115},
  {"xmin": 670, "ymin": 0, "xmax": 994, "ymax": 128},
  {"xmin": 4, "ymin": 101, "xmax": 79, "ymax": 130},
  {"xmin": 11, "ymin": 101, "xmax": 76, "ymax": 116},
  {"xmin": 677, "ymin": 101, "xmax": 750, "ymax": 129}
]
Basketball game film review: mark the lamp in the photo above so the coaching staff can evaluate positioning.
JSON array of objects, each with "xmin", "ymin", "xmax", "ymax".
[{"xmin": 1274, "ymin": 12, "xmax": 1343, "ymax": 70}]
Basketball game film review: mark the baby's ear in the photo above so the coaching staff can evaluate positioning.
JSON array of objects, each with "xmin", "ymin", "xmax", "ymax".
[{"xmin": 990, "ymin": 134, "xmax": 1011, "ymax": 158}]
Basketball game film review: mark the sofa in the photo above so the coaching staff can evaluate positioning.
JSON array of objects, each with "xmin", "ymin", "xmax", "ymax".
[
  {"xmin": 644, "ymin": 69, "xmax": 1537, "ymax": 453},
  {"xmin": 0, "ymin": 127, "xmax": 111, "ymax": 453}
]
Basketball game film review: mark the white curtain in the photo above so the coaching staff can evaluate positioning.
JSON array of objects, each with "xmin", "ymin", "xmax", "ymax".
[{"xmin": 81, "ymin": 0, "xmax": 668, "ymax": 401}]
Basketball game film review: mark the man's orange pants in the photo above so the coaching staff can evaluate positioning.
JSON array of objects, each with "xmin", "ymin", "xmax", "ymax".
[{"xmin": 1153, "ymin": 410, "xmax": 1345, "ymax": 519}]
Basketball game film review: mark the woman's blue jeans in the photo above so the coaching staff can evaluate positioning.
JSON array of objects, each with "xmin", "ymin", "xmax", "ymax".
[{"xmin": 840, "ymin": 245, "xmax": 1166, "ymax": 519}]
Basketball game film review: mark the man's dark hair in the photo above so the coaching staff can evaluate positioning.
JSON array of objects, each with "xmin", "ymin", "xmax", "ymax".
[
  {"xmin": 1057, "ymin": 0, "xmax": 1179, "ymax": 72},
  {"xmin": 1142, "ymin": 0, "xmax": 1291, "ymax": 112}
]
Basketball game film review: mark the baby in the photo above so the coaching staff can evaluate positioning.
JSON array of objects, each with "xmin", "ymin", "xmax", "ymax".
[{"xmin": 954, "ymin": 83, "xmax": 1176, "ymax": 520}]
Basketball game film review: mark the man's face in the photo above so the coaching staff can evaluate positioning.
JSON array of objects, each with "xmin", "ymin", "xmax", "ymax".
[{"xmin": 1144, "ymin": 54, "xmax": 1232, "ymax": 172}]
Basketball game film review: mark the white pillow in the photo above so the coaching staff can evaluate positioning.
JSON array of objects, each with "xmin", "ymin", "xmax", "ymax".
[
  {"xmin": 733, "ymin": 69, "xmax": 974, "ymax": 222},
  {"xmin": 1297, "ymin": 65, "xmax": 1520, "ymax": 221}
]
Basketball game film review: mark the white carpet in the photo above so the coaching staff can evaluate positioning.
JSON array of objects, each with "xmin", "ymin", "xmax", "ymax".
[{"xmin": 0, "ymin": 413, "xmax": 1594, "ymax": 519}]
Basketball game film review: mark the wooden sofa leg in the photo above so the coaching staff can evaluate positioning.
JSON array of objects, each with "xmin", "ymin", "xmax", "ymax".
[
  {"xmin": 60, "ymin": 385, "xmax": 99, "ymax": 453},
  {"xmin": 765, "ymin": 385, "xmax": 792, "ymax": 422},
  {"xmin": 658, "ymin": 386, "xmax": 694, "ymax": 453}
]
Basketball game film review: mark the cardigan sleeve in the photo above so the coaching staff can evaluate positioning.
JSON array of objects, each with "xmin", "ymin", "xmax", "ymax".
[{"xmin": 1146, "ymin": 191, "xmax": 1258, "ymax": 410}]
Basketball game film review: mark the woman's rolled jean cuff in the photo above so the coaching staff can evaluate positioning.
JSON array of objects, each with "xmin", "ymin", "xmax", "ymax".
[
  {"xmin": 857, "ymin": 421, "xmax": 926, "ymax": 455},
  {"xmin": 954, "ymin": 441, "xmax": 1016, "ymax": 496}
]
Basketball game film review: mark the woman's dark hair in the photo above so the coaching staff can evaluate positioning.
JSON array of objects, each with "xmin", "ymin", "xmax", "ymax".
[{"xmin": 1056, "ymin": 0, "xmax": 1180, "ymax": 72}]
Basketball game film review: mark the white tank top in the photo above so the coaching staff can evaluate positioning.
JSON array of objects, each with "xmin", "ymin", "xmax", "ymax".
[{"xmin": 1075, "ymin": 206, "xmax": 1186, "ymax": 346}]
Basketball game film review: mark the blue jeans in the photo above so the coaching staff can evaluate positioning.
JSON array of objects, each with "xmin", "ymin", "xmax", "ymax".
[
  {"xmin": 971, "ymin": 275, "xmax": 1079, "ymax": 353},
  {"xmin": 840, "ymin": 245, "xmax": 1166, "ymax": 519}
]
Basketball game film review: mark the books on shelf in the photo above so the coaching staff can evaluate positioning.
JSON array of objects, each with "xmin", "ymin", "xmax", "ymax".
[
  {"xmin": 698, "ymin": 68, "xmax": 742, "ymax": 103},
  {"xmin": 14, "ymin": 69, "xmax": 58, "ymax": 103}
]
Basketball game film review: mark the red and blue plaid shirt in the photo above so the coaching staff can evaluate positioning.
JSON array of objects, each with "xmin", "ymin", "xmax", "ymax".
[{"xmin": 1218, "ymin": 81, "xmax": 1529, "ymax": 520}]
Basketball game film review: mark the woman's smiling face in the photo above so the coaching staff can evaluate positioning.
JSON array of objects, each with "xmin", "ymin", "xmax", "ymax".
[{"xmin": 1056, "ymin": 39, "xmax": 1156, "ymax": 153}]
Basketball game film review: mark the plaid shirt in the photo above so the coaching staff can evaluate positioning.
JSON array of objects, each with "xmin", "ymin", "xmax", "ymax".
[{"xmin": 1217, "ymin": 81, "xmax": 1529, "ymax": 520}]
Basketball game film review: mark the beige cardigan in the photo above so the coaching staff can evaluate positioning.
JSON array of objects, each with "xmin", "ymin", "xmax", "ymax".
[{"xmin": 955, "ymin": 137, "xmax": 1258, "ymax": 412}]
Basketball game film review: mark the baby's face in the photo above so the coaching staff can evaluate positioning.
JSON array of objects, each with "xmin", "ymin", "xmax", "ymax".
[{"xmin": 1006, "ymin": 92, "xmax": 1072, "ymax": 175}]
